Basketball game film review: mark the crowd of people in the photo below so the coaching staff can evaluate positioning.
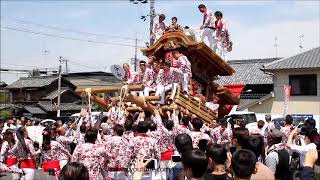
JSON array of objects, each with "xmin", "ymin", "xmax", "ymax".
[
  {"xmin": 151, "ymin": 4, "xmax": 233, "ymax": 61},
  {"xmin": 0, "ymin": 106, "xmax": 319, "ymax": 180}
]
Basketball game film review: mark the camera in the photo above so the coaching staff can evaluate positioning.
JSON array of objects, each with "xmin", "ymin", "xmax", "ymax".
[
  {"xmin": 143, "ymin": 159, "xmax": 157, "ymax": 170},
  {"xmin": 171, "ymin": 155, "xmax": 181, "ymax": 162}
]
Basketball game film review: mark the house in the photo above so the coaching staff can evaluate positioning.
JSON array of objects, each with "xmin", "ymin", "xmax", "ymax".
[
  {"xmin": 0, "ymin": 82, "xmax": 10, "ymax": 105},
  {"xmin": 6, "ymin": 76, "xmax": 77, "ymax": 104},
  {"xmin": 216, "ymin": 58, "xmax": 280, "ymax": 111},
  {"xmin": 4, "ymin": 72, "xmax": 121, "ymax": 119},
  {"xmin": 246, "ymin": 47, "xmax": 320, "ymax": 117},
  {"xmin": 5, "ymin": 76, "xmax": 82, "ymax": 119}
]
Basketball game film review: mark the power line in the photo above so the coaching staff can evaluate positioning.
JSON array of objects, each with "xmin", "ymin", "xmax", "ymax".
[
  {"xmin": 2, "ymin": 16, "xmax": 143, "ymax": 41},
  {"xmin": 68, "ymin": 60, "xmax": 103, "ymax": 70},
  {"xmin": 1, "ymin": 26, "xmax": 145, "ymax": 48}
]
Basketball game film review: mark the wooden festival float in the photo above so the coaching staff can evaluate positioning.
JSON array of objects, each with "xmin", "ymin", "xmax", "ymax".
[{"xmin": 76, "ymin": 31, "xmax": 240, "ymax": 124}]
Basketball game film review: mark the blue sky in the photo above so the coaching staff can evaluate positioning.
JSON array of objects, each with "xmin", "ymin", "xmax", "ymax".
[{"xmin": 1, "ymin": 0, "xmax": 319, "ymax": 83}]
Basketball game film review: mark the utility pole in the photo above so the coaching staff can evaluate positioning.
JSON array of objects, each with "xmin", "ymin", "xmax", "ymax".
[
  {"xmin": 57, "ymin": 56, "xmax": 62, "ymax": 118},
  {"xmin": 64, "ymin": 60, "xmax": 69, "ymax": 74},
  {"xmin": 130, "ymin": 0, "xmax": 156, "ymax": 45},
  {"xmin": 274, "ymin": 37, "xmax": 278, "ymax": 58},
  {"xmin": 43, "ymin": 50, "xmax": 49, "ymax": 70},
  {"xmin": 298, "ymin": 34, "xmax": 304, "ymax": 52},
  {"xmin": 149, "ymin": 0, "xmax": 155, "ymax": 45}
]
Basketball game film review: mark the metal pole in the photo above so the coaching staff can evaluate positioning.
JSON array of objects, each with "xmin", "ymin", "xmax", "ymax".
[
  {"xmin": 65, "ymin": 60, "xmax": 68, "ymax": 74},
  {"xmin": 57, "ymin": 56, "xmax": 62, "ymax": 118},
  {"xmin": 150, "ymin": 0, "xmax": 155, "ymax": 45}
]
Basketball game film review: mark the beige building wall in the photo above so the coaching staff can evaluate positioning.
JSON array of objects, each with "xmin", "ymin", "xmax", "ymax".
[{"xmin": 248, "ymin": 69, "xmax": 320, "ymax": 114}]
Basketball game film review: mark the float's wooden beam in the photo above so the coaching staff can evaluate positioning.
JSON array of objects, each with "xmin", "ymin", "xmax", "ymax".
[
  {"xmin": 111, "ymin": 96, "xmax": 161, "ymax": 102},
  {"xmin": 125, "ymin": 94, "xmax": 155, "ymax": 113},
  {"xmin": 126, "ymin": 106, "xmax": 142, "ymax": 112},
  {"xmin": 76, "ymin": 85, "xmax": 145, "ymax": 94},
  {"xmin": 91, "ymin": 95, "xmax": 110, "ymax": 110},
  {"xmin": 126, "ymin": 105, "xmax": 171, "ymax": 112}
]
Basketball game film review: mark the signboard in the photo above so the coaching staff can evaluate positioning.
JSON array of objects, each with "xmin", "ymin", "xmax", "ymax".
[
  {"xmin": 291, "ymin": 114, "xmax": 313, "ymax": 119},
  {"xmin": 283, "ymin": 85, "xmax": 291, "ymax": 116},
  {"xmin": 26, "ymin": 126, "xmax": 45, "ymax": 145}
]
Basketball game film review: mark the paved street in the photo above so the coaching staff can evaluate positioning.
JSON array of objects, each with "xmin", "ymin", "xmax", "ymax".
[{"xmin": 1, "ymin": 170, "xmax": 55, "ymax": 180}]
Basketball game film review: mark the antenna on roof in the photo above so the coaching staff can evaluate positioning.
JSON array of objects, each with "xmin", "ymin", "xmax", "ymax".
[
  {"xmin": 274, "ymin": 36, "xmax": 278, "ymax": 58},
  {"xmin": 298, "ymin": 34, "xmax": 304, "ymax": 52}
]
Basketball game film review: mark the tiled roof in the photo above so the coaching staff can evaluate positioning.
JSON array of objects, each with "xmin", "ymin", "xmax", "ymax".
[
  {"xmin": 24, "ymin": 106, "xmax": 47, "ymax": 115},
  {"xmin": 0, "ymin": 82, "xmax": 8, "ymax": 88},
  {"xmin": 38, "ymin": 101, "xmax": 82, "ymax": 112},
  {"xmin": 237, "ymin": 99, "xmax": 257, "ymax": 111},
  {"xmin": 64, "ymin": 72, "xmax": 121, "ymax": 88},
  {"xmin": 216, "ymin": 58, "xmax": 280, "ymax": 85},
  {"xmin": 237, "ymin": 93, "xmax": 273, "ymax": 111},
  {"xmin": 240, "ymin": 93, "xmax": 269, "ymax": 99},
  {"xmin": 43, "ymin": 88, "xmax": 70, "ymax": 100},
  {"xmin": 6, "ymin": 76, "xmax": 58, "ymax": 89},
  {"xmin": 264, "ymin": 47, "xmax": 320, "ymax": 70}
]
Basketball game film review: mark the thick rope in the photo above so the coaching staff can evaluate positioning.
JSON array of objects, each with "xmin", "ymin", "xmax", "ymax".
[
  {"xmin": 118, "ymin": 85, "xmax": 129, "ymax": 120},
  {"xmin": 84, "ymin": 88, "xmax": 93, "ymax": 124}
]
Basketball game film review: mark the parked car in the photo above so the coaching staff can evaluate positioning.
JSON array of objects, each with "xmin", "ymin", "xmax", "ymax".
[
  {"xmin": 272, "ymin": 117, "xmax": 306, "ymax": 129},
  {"xmin": 225, "ymin": 111, "xmax": 257, "ymax": 129},
  {"xmin": 70, "ymin": 112, "xmax": 108, "ymax": 123}
]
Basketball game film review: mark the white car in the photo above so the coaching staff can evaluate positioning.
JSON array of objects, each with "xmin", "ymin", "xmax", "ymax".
[{"xmin": 70, "ymin": 112, "xmax": 109, "ymax": 123}]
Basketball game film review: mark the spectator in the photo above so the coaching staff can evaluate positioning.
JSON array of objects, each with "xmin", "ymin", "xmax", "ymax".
[
  {"xmin": 59, "ymin": 162, "xmax": 89, "ymax": 180},
  {"xmin": 264, "ymin": 114, "xmax": 275, "ymax": 132},
  {"xmin": 169, "ymin": 133, "xmax": 193, "ymax": 180},
  {"xmin": 182, "ymin": 149, "xmax": 208, "ymax": 179},
  {"xmin": 304, "ymin": 118, "xmax": 316, "ymax": 129},
  {"xmin": 287, "ymin": 127, "xmax": 319, "ymax": 167},
  {"xmin": 203, "ymin": 144, "xmax": 230, "ymax": 180},
  {"xmin": 231, "ymin": 127, "xmax": 249, "ymax": 152},
  {"xmin": 241, "ymin": 135, "xmax": 274, "ymax": 180},
  {"xmin": 280, "ymin": 115, "xmax": 293, "ymax": 142},
  {"xmin": 265, "ymin": 128, "xmax": 290, "ymax": 180},
  {"xmin": 300, "ymin": 149, "xmax": 318, "ymax": 180},
  {"xmin": 231, "ymin": 149, "xmax": 257, "ymax": 180}
]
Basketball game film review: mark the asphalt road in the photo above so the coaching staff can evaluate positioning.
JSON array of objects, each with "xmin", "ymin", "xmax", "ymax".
[{"xmin": 1, "ymin": 169, "xmax": 55, "ymax": 180}]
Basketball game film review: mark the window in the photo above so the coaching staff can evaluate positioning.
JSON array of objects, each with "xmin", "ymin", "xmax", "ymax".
[{"xmin": 289, "ymin": 74, "xmax": 317, "ymax": 96}]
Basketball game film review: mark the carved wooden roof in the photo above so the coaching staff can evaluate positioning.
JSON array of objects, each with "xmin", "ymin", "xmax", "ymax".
[
  {"xmin": 141, "ymin": 31, "xmax": 235, "ymax": 83},
  {"xmin": 211, "ymin": 83, "xmax": 240, "ymax": 105}
]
